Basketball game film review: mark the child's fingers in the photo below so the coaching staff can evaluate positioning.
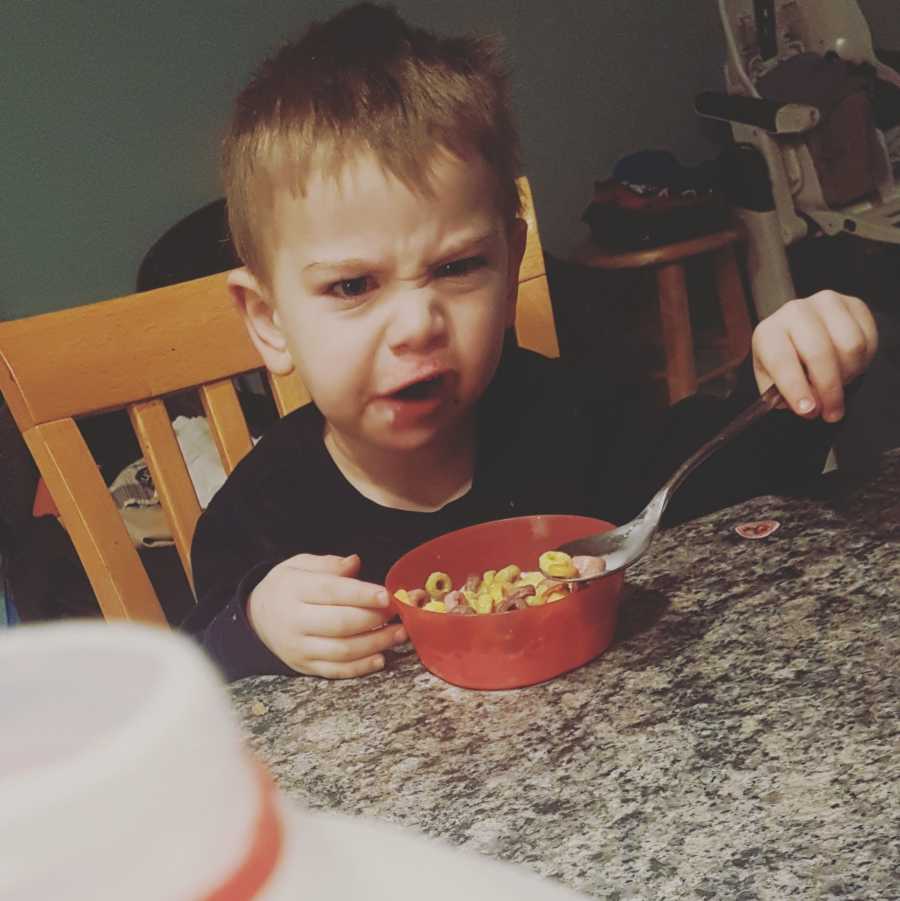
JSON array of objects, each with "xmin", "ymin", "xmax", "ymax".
[
  {"xmin": 298, "ymin": 572, "xmax": 390, "ymax": 610},
  {"xmin": 816, "ymin": 295, "xmax": 874, "ymax": 383},
  {"xmin": 809, "ymin": 291, "xmax": 878, "ymax": 368},
  {"xmin": 754, "ymin": 292, "xmax": 880, "ymax": 422},
  {"xmin": 753, "ymin": 325, "xmax": 819, "ymax": 418},
  {"xmin": 300, "ymin": 603, "xmax": 393, "ymax": 638},
  {"xmin": 783, "ymin": 311, "xmax": 845, "ymax": 422},
  {"xmin": 304, "ymin": 653, "xmax": 388, "ymax": 680},
  {"xmin": 848, "ymin": 295, "xmax": 879, "ymax": 362},
  {"xmin": 301, "ymin": 623, "xmax": 407, "ymax": 666},
  {"xmin": 282, "ymin": 552, "xmax": 361, "ymax": 576}
]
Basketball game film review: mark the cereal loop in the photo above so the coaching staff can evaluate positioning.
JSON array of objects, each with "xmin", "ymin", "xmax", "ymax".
[
  {"xmin": 538, "ymin": 551, "xmax": 578, "ymax": 579},
  {"xmin": 424, "ymin": 571, "xmax": 452, "ymax": 597}
]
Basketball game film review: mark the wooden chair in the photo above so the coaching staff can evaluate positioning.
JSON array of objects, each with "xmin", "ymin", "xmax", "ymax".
[{"xmin": 0, "ymin": 178, "xmax": 558, "ymax": 625}]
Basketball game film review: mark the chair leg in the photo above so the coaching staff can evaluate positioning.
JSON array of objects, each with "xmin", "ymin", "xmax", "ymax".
[
  {"xmin": 656, "ymin": 262, "xmax": 697, "ymax": 404},
  {"xmin": 734, "ymin": 208, "xmax": 796, "ymax": 320},
  {"xmin": 714, "ymin": 244, "xmax": 754, "ymax": 363}
]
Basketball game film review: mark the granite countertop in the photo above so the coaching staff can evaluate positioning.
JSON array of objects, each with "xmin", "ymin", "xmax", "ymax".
[{"xmin": 232, "ymin": 449, "xmax": 900, "ymax": 900}]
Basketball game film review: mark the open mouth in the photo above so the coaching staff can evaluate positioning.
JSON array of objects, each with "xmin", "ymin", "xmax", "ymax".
[{"xmin": 390, "ymin": 373, "xmax": 445, "ymax": 401}]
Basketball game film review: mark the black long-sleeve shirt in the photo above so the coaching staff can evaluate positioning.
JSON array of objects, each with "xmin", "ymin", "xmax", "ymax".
[{"xmin": 185, "ymin": 344, "xmax": 836, "ymax": 681}]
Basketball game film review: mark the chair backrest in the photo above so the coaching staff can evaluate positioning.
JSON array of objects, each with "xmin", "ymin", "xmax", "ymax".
[
  {"xmin": 0, "ymin": 177, "xmax": 558, "ymax": 625},
  {"xmin": 716, "ymin": 0, "xmax": 894, "ymax": 230},
  {"xmin": 718, "ymin": 0, "xmax": 877, "ymax": 97}
]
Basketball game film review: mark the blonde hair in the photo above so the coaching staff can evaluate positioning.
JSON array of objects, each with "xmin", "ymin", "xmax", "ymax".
[{"xmin": 222, "ymin": 2, "xmax": 522, "ymax": 284}]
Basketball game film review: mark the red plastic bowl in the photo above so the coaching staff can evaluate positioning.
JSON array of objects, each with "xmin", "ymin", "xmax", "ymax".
[{"xmin": 385, "ymin": 515, "xmax": 625, "ymax": 690}]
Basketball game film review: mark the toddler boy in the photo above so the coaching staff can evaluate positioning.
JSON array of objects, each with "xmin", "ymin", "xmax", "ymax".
[{"xmin": 186, "ymin": 3, "xmax": 877, "ymax": 681}]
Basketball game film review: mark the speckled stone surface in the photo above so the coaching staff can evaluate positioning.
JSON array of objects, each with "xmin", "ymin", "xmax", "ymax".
[{"xmin": 232, "ymin": 450, "xmax": 900, "ymax": 900}]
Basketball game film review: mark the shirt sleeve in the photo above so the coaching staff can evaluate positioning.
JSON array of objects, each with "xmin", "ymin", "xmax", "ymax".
[
  {"xmin": 181, "ymin": 470, "xmax": 297, "ymax": 681},
  {"xmin": 183, "ymin": 555, "xmax": 296, "ymax": 682}
]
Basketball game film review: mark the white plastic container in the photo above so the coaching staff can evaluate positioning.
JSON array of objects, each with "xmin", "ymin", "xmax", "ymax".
[{"xmin": 1, "ymin": 621, "xmax": 585, "ymax": 900}]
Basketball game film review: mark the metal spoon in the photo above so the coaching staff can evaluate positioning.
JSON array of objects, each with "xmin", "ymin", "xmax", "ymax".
[{"xmin": 546, "ymin": 384, "xmax": 783, "ymax": 582}]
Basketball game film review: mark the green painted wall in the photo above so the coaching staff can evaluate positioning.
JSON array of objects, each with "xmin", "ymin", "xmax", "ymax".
[{"xmin": 3, "ymin": 1, "xmax": 898, "ymax": 319}]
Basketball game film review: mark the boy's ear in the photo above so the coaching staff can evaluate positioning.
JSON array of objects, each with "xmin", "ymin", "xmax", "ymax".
[
  {"xmin": 504, "ymin": 216, "xmax": 528, "ymax": 327},
  {"xmin": 227, "ymin": 268, "xmax": 294, "ymax": 375}
]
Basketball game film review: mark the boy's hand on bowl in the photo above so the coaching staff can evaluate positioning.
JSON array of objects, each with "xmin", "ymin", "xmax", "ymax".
[
  {"xmin": 751, "ymin": 291, "xmax": 877, "ymax": 423},
  {"xmin": 246, "ymin": 553, "xmax": 407, "ymax": 679}
]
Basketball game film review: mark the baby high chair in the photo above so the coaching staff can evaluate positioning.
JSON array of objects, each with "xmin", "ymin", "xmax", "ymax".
[{"xmin": 696, "ymin": 0, "xmax": 900, "ymax": 318}]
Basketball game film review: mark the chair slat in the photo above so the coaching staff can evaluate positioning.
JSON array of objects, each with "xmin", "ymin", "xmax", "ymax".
[
  {"xmin": 199, "ymin": 379, "xmax": 253, "ymax": 474},
  {"xmin": 0, "ymin": 273, "xmax": 261, "ymax": 426},
  {"xmin": 267, "ymin": 370, "xmax": 312, "ymax": 418},
  {"xmin": 128, "ymin": 400, "xmax": 201, "ymax": 588},
  {"xmin": 519, "ymin": 178, "xmax": 546, "ymax": 283},
  {"xmin": 23, "ymin": 420, "xmax": 166, "ymax": 623},
  {"xmin": 516, "ymin": 275, "xmax": 560, "ymax": 358}
]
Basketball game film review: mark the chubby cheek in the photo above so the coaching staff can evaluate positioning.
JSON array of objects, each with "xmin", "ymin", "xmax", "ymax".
[
  {"xmin": 457, "ymin": 301, "xmax": 509, "ymax": 393},
  {"xmin": 282, "ymin": 315, "xmax": 372, "ymax": 418},
  {"xmin": 461, "ymin": 332, "xmax": 502, "ymax": 397}
]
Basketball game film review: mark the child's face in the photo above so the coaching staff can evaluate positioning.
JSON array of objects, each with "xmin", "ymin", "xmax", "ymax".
[{"xmin": 234, "ymin": 150, "xmax": 526, "ymax": 457}]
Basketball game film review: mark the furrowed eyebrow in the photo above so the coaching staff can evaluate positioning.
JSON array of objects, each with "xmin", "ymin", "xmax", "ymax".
[
  {"xmin": 304, "ymin": 257, "xmax": 372, "ymax": 273},
  {"xmin": 303, "ymin": 230, "xmax": 499, "ymax": 274},
  {"xmin": 437, "ymin": 230, "xmax": 498, "ymax": 261}
]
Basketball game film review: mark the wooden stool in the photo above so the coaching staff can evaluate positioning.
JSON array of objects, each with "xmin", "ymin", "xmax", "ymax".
[{"xmin": 571, "ymin": 227, "xmax": 753, "ymax": 404}]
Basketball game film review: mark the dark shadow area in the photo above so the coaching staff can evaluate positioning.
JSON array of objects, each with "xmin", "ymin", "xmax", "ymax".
[
  {"xmin": 382, "ymin": 642, "xmax": 420, "ymax": 674},
  {"xmin": 613, "ymin": 583, "xmax": 670, "ymax": 644}
]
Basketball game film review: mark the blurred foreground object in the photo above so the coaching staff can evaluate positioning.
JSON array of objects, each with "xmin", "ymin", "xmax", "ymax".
[{"xmin": 0, "ymin": 621, "xmax": 585, "ymax": 900}]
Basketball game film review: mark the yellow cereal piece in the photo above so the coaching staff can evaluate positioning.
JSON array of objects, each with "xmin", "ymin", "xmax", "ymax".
[
  {"xmin": 403, "ymin": 549, "xmax": 583, "ymax": 619},
  {"xmin": 425, "ymin": 571, "xmax": 452, "ymax": 598},
  {"xmin": 489, "ymin": 582, "xmax": 507, "ymax": 605},
  {"xmin": 495, "ymin": 564, "xmax": 521, "ymax": 584},
  {"xmin": 539, "ymin": 551, "xmax": 578, "ymax": 579}
]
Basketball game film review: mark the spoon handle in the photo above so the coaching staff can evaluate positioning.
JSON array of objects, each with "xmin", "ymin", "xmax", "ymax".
[{"xmin": 659, "ymin": 384, "xmax": 783, "ymax": 507}]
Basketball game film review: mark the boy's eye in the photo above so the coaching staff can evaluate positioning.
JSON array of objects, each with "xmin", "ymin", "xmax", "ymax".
[
  {"xmin": 436, "ymin": 256, "xmax": 487, "ymax": 279},
  {"xmin": 330, "ymin": 276, "xmax": 375, "ymax": 298}
]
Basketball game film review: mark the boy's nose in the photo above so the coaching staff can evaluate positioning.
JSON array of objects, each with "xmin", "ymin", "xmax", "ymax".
[{"xmin": 386, "ymin": 289, "xmax": 448, "ymax": 353}]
